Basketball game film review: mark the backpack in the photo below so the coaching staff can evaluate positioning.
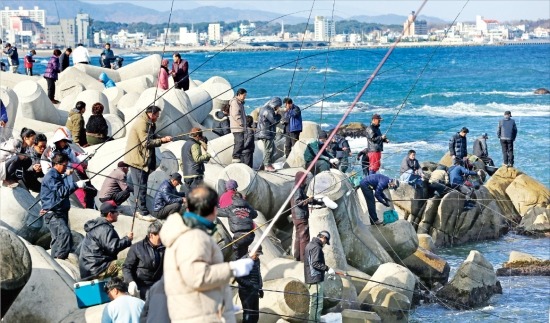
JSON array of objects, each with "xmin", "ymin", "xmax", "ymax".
[{"xmin": 383, "ymin": 210, "xmax": 399, "ymax": 225}]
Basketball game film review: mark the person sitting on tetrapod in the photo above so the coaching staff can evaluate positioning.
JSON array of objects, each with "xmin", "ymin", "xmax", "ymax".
[
  {"xmin": 358, "ymin": 174, "xmax": 399, "ymax": 225},
  {"xmin": 304, "ymin": 131, "xmax": 339, "ymax": 175},
  {"xmin": 97, "ymin": 161, "xmax": 133, "ymax": 207},
  {"xmin": 151, "ymin": 173, "xmax": 186, "ymax": 220}
]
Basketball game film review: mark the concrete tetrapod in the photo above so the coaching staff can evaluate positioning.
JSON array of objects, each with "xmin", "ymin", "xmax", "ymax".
[
  {"xmin": 161, "ymin": 85, "xmax": 202, "ymax": 129},
  {"xmin": 0, "ymin": 71, "xmax": 39, "ymax": 90},
  {"xmin": 115, "ymin": 75, "xmax": 154, "ymax": 94},
  {"xmin": 199, "ymin": 76, "xmax": 234, "ymax": 113},
  {"xmin": 0, "ymin": 228, "xmax": 32, "ymax": 318},
  {"xmin": 55, "ymin": 79, "xmax": 85, "ymax": 101},
  {"xmin": 74, "ymin": 63, "xmax": 122, "ymax": 82},
  {"xmin": 103, "ymin": 86, "xmax": 126, "ymax": 120},
  {"xmin": 115, "ymin": 92, "xmax": 140, "ymax": 121},
  {"xmin": 58, "ymin": 66, "xmax": 105, "ymax": 92},
  {"xmin": 12, "ymin": 80, "xmax": 66, "ymax": 125},
  {"xmin": 307, "ymin": 170, "xmax": 394, "ymax": 275},
  {"xmin": 186, "ymin": 87, "xmax": 214, "ymax": 124},
  {"xmin": 256, "ymin": 277, "xmax": 310, "ymax": 323},
  {"xmin": 75, "ymin": 89, "xmax": 111, "ymax": 120},
  {"xmin": 0, "ymin": 86, "xmax": 19, "ymax": 139},
  {"xmin": 117, "ymin": 53, "xmax": 161, "ymax": 82},
  {"xmin": 284, "ymin": 121, "xmax": 322, "ymax": 168}
]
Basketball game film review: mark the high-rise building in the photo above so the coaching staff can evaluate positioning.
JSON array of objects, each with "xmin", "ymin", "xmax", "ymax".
[
  {"xmin": 403, "ymin": 11, "xmax": 428, "ymax": 36},
  {"xmin": 76, "ymin": 13, "xmax": 91, "ymax": 46},
  {"xmin": 314, "ymin": 16, "xmax": 335, "ymax": 41},
  {"xmin": 44, "ymin": 18, "xmax": 77, "ymax": 48},
  {"xmin": 1, "ymin": 6, "xmax": 45, "ymax": 28},
  {"xmin": 208, "ymin": 23, "xmax": 221, "ymax": 44}
]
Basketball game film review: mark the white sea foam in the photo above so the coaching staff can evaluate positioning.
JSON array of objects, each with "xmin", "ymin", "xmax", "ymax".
[
  {"xmin": 316, "ymin": 67, "xmax": 338, "ymax": 74},
  {"xmin": 347, "ymin": 138, "xmax": 447, "ymax": 153},
  {"xmin": 421, "ymin": 90, "xmax": 539, "ymax": 98},
  {"xmin": 409, "ymin": 102, "xmax": 550, "ymax": 117}
]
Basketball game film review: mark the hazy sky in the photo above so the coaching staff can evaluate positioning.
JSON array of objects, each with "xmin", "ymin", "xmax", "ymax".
[{"xmin": 102, "ymin": 0, "xmax": 550, "ymax": 22}]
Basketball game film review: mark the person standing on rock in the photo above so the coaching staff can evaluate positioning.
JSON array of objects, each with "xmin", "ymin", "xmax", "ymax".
[
  {"xmin": 3, "ymin": 43, "xmax": 19, "ymax": 73},
  {"xmin": 399, "ymin": 149, "xmax": 424, "ymax": 188},
  {"xmin": 98, "ymin": 161, "xmax": 133, "ymax": 206},
  {"xmin": 123, "ymin": 221, "xmax": 165, "ymax": 300},
  {"xmin": 159, "ymin": 185, "xmax": 253, "ymax": 323},
  {"xmin": 124, "ymin": 105, "xmax": 172, "ymax": 222},
  {"xmin": 257, "ymin": 97, "xmax": 282, "ymax": 172},
  {"xmin": 40, "ymin": 152, "xmax": 88, "ymax": 259},
  {"xmin": 497, "ymin": 111, "xmax": 517, "ymax": 167},
  {"xmin": 230, "ymin": 88, "xmax": 248, "ymax": 163},
  {"xmin": 157, "ymin": 59, "xmax": 170, "ymax": 90},
  {"xmin": 304, "ymin": 131, "xmax": 339, "ymax": 175},
  {"xmin": 59, "ymin": 47, "xmax": 72, "ymax": 72},
  {"xmin": 44, "ymin": 49, "xmax": 62, "ymax": 104},
  {"xmin": 72, "ymin": 43, "xmax": 90, "ymax": 65},
  {"xmin": 79, "ymin": 200, "xmax": 133, "ymax": 280},
  {"xmin": 366, "ymin": 114, "xmax": 389, "ymax": 174},
  {"xmin": 357, "ymin": 147, "xmax": 370, "ymax": 176},
  {"xmin": 101, "ymin": 277, "xmax": 145, "ymax": 323},
  {"xmin": 212, "ymin": 103, "xmax": 231, "ymax": 136},
  {"xmin": 171, "ymin": 52, "xmax": 189, "ymax": 91},
  {"xmin": 181, "ymin": 127, "xmax": 211, "ymax": 191},
  {"xmin": 473, "ymin": 133, "xmax": 495, "ymax": 167},
  {"xmin": 24, "ymin": 49, "xmax": 36, "ymax": 76},
  {"xmin": 359, "ymin": 174, "xmax": 399, "ymax": 225},
  {"xmin": 152, "ymin": 173, "xmax": 186, "ymax": 220},
  {"xmin": 282, "ymin": 97, "xmax": 302, "ymax": 158},
  {"xmin": 449, "ymin": 127, "xmax": 469, "ymax": 164},
  {"xmin": 241, "ymin": 115, "xmax": 256, "ymax": 168},
  {"xmin": 101, "ymin": 43, "xmax": 115, "ymax": 68},
  {"xmin": 236, "ymin": 246, "xmax": 263, "ymax": 323},
  {"xmin": 304, "ymin": 230, "xmax": 335, "ymax": 322}
]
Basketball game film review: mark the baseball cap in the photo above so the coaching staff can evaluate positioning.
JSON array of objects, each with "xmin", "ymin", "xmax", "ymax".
[
  {"xmin": 170, "ymin": 173, "xmax": 182, "ymax": 183},
  {"xmin": 117, "ymin": 161, "xmax": 128, "ymax": 168},
  {"xmin": 225, "ymin": 179, "xmax": 238, "ymax": 190},
  {"xmin": 4, "ymin": 43, "xmax": 11, "ymax": 48},
  {"xmin": 318, "ymin": 130, "xmax": 328, "ymax": 139},
  {"xmin": 372, "ymin": 114, "xmax": 383, "ymax": 120},
  {"xmin": 504, "ymin": 111, "xmax": 512, "ymax": 116},
  {"xmin": 460, "ymin": 127, "xmax": 469, "ymax": 133},
  {"xmin": 100, "ymin": 200, "xmax": 118, "ymax": 215},
  {"xmin": 319, "ymin": 230, "xmax": 331, "ymax": 245}
]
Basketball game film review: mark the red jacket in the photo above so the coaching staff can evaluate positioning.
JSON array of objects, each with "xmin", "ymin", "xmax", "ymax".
[{"xmin": 24, "ymin": 54, "xmax": 35, "ymax": 68}]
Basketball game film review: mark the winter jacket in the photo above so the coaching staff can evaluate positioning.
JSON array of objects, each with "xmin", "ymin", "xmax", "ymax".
[
  {"xmin": 0, "ymin": 101, "xmax": 7, "ymax": 123},
  {"xmin": 242, "ymin": 127, "xmax": 255, "ymax": 154},
  {"xmin": 333, "ymin": 135, "xmax": 350, "ymax": 159},
  {"xmin": 235, "ymin": 256, "xmax": 262, "ymax": 291},
  {"xmin": 98, "ymin": 167, "xmax": 131, "ymax": 200},
  {"xmin": 212, "ymin": 111, "xmax": 230, "ymax": 136},
  {"xmin": 290, "ymin": 171, "xmax": 322, "ymax": 221},
  {"xmin": 39, "ymin": 167, "xmax": 77, "ymax": 214},
  {"xmin": 66, "ymin": 110, "xmax": 86, "ymax": 146},
  {"xmin": 448, "ymin": 165, "xmax": 477, "ymax": 186},
  {"xmin": 72, "ymin": 45, "xmax": 90, "ymax": 64},
  {"xmin": 171, "ymin": 59, "xmax": 189, "ymax": 90},
  {"xmin": 473, "ymin": 137, "xmax": 489, "ymax": 158},
  {"xmin": 360, "ymin": 174, "xmax": 391, "ymax": 205},
  {"xmin": 428, "ymin": 169, "xmax": 449, "ymax": 185},
  {"xmin": 140, "ymin": 277, "xmax": 170, "ymax": 323},
  {"xmin": 41, "ymin": 126, "xmax": 88, "ymax": 174},
  {"xmin": 101, "ymin": 49, "xmax": 115, "ymax": 67},
  {"xmin": 99, "ymin": 72, "xmax": 116, "ymax": 88},
  {"xmin": 159, "ymin": 212, "xmax": 235, "ymax": 323},
  {"xmin": 366, "ymin": 123, "xmax": 387, "ymax": 152},
  {"xmin": 217, "ymin": 195, "xmax": 258, "ymax": 233},
  {"xmin": 4, "ymin": 46, "xmax": 18, "ymax": 66},
  {"xmin": 59, "ymin": 52, "xmax": 70, "ymax": 71},
  {"xmin": 497, "ymin": 117, "xmax": 517, "ymax": 141},
  {"xmin": 24, "ymin": 52, "xmax": 35, "ymax": 68},
  {"xmin": 229, "ymin": 96, "xmax": 246, "ymax": 133},
  {"xmin": 44, "ymin": 55, "xmax": 60, "ymax": 80},
  {"xmin": 304, "ymin": 237, "xmax": 328, "ymax": 284},
  {"xmin": 283, "ymin": 104, "xmax": 303, "ymax": 133},
  {"xmin": 153, "ymin": 179, "xmax": 185, "ymax": 212},
  {"xmin": 357, "ymin": 148, "xmax": 370, "ymax": 168},
  {"xmin": 400, "ymin": 156, "xmax": 421, "ymax": 175},
  {"xmin": 256, "ymin": 97, "xmax": 282, "ymax": 140},
  {"xmin": 449, "ymin": 132, "xmax": 468, "ymax": 159},
  {"xmin": 304, "ymin": 140, "xmax": 333, "ymax": 164},
  {"xmin": 124, "ymin": 112, "xmax": 163, "ymax": 172},
  {"xmin": 123, "ymin": 237, "xmax": 165, "ymax": 289},
  {"xmin": 79, "ymin": 217, "xmax": 132, "ymax": 280},
  {"xmin": 157, "ymin": 67, "xmax": 169, "ymax": 90},
  {"xmin": 181, "ymin": 138, "xmax": 210, "ymax": 179},
  {"xmin": 85, "ymin": 114, "xmax": 109, "ymax": 139},
  {"xmin": 218, "ymin": 190, "xmax": 236, "ymax": 209}
]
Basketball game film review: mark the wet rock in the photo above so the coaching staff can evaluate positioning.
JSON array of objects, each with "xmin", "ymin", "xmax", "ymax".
[
  {"xmin": 436, "ymin": 250, "xmax": 502, "ymax": 309},
  {"xmin": 368, "ymin": 220, "xmax": 419, "ymax": 262},
  {"xmin": 496, "ymin": 251, "xmax": 550, "ymax": 276},
  {"xmin": 534, "ymin": 88, "xmax": 550, "ymax": 94},
  {"xmin": 390, "ymin": 184, "xmax": 427, "ymax": 222},
  {"xmin": 517, "ymin": 206, "xmax": 550, "ymax": 236},
  {"xmin": 505, "ymin": 173, "xmax": 550, "ymax": 216},
  {"xmin": 417, "ymin": 234, "xmax": 436, "ymax": 252},
  {"xmin": 399, "ymin": 247, "xmax": 450, "ymax": 288}
]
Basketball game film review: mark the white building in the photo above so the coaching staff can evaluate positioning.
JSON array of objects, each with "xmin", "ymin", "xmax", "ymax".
[
  {"xmin": 76, "ymin": 13, "xmax": 91, "ymax": 46},
  {"xmin": 314, "ymin": 16, "xmax": 335, "ymax": 41},
  {"xmin": 208, "ymin": 23, "xmax": 221, "ymax": 44},
  {"xmin": 239, "ymin": 22, "xmax": 256, "ymax": 36},
  {"xmin": 476, "ymin": 15, "xmax": 499, "ymax": 34},
  {"xmin": 1, "ymin": 6, "xmax": 45, "ymax": 28},
  {"xmin": 178, "ymin": 27, "xmax": 198, "ymax": 45}
]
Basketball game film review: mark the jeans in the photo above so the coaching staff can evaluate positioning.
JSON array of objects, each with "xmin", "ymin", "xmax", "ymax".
[
  {"xmin": 308, "ymin": 282, "xmax": 324, "ymax": 322},
  {"xmin": 500, "ymin": 139, "xmax": 514, "ymax": 166},
  {"xmin": 262, "ymin": 138, "xmax": 274, "ymax": 166},
  {"xmin": 360, "ymin": 184, "xmax": 380, "ymax": 224},
  {"xmin": 46, "ymin": 211, "xmax": 72, "ymax": 259},
  {"xmin": 152, "ymin": 202, "xmax": 183, "ymax": 220},
  {"xmin": 285, "ymin": 131, "xmax": 300, "ymax": 157},
  {"xmin": 128, "ymin": 167, "xmax": 150, "ymax": 214},
  {"xmin": 45, "ymin": 77, "xmax": 56, "ymax": 100},
  {"xmin": 232, "ymin": 132, "xmax": 245, "ymax": 160}
]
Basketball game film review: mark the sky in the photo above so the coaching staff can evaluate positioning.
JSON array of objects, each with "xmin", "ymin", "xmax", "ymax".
[{"xmin": 96, "ymin": 0, "xmax": 550, "ymax": 22}]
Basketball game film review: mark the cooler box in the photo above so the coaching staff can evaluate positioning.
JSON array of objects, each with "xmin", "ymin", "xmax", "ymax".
[{"xmin": 74, "ymin": 279, "xmax": 111, "ymax": 308}]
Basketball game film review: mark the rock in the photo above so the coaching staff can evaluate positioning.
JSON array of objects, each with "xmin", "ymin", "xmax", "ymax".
[
  {"xmin": 417, "ymin": 234, "xmax": 436, "ymax": 252},
  {"xmin": 518, "ymin": 206, "xmax": 550, "ymax": 235},
  {"xmin": 13, "ymin": 80, "xmax": 66, "ymax": 125},
  {"xmin": 417, "ymin": 198, "xmax": 441, "ymax": 234},
  {"xmin": 534, "ymin": 88, "xmax": 550, "ymax": 94},
  {"xmin": 484, "ymin": 166, "xmax": 522, "ymax": 224},
  {"xmin": 399, "ymin": 247, "xmax": 450, "ymax": 288},
  {"xmin": 420, "ymin": 161, "xmax": 438, "ymax": 173},
  {"xmin": 390, "ymin": 183, "xmax": 426, "ymax": 223},
  {"xmin": 496, "ymin": 251, "xmax": 550, "ymax": 276},
  {"xmin": 117, "ymin": 54, "xmax": 161, "ymax": 81},
  {"xmin": 0, "ymin": 228, "xmax": 32, "ymax": 318},
  {"xmin": 436, "ymin": 250, "xmax": 502, "ymax": 309},
  {"xmin": 431, "ymin": 191, "xmax": 465, "ymax": 246},
  {"xmin": 116, "ymin": 75, "xmax": 154, "ymax": 94},
  {"xmin": 437, "ymin": 152, "xmax": 453, "ymax": 167},
  {"xmin": 505, "ymin": 173, "xmax": 550, "ymax": 216},
  {"xmin": 368, "ymin": 220, "xmax": 419, "ymax": 262},
  {"xmin": 341, "ymin": 309, "xmax": 381, "ymax": 322}
]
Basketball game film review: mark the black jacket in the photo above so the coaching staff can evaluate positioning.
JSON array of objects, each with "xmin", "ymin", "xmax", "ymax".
[
  {"xmin": 242, "ymin": 127, "xmax": 255, "ymax": 154},
  {"xmin": 449, "ymin": 132, "xmax": 468, "ymax": 159},
  {"xmin": 79, "ymin": 217, "xmax": 131, "ymax": 280},
  {"xmin": 304, "ymin": 237, "xmax": 328, "ymax": 284},
  {"xmin": 59, "ymin": 52, "xmax": 70, "ymax": 71},
  {"xmin": 153, "ymin": 179, "xmax": 184, "ymax": 212},
  {"xmin": 212, "ymin": 111, "xmax": 230, "ymax": 136},
  {"xmin": 217, "ymin": 195, "xmax": 258, "ymax": 233},
  {"xmin": 123, "ymin": 237, "xmax": 165, "ymax": 288},
  {"xmin": 236, "ymin": 256, "xmax": 262, "ymax": 291},
  {"xmin": 366, "ymin": 123, "xmax": 387, "ymax": 152},
  {"xmin": 357, "ymin": 148, "xmax": 370, "ymax": 168},
  {"xmin": 472, "ymin": 137, "xmax": 489, "ymax": 158},
  {"xmin": 400, "ymin": 156, "xmax": 421, "ymax": 175},
  {"xmin": 85, "ymin": 115, "xmax": 109, "ymax": 138},
  {"xmin": 256, "ymin": 98, "xmax": 282, "ymax": 140},
  {"xmin": 497, "ymin": 117, "xmax": 517, "ymax": 141}
]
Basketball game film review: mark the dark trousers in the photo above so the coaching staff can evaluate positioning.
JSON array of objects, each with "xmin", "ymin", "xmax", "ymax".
[
  {"xmin": 152, "ymin": 202, "xmax": 183, "ymax": 220},
  {"xmin": 100, "ymin": 188, "xmax": 131, "ymax": 206},
  {"xmin": 293, "ymin": 219, "xmax": 309, "ymax": 262},
  {"xmin": 285, "ymin": 131, "xmax": 300, "ymax": 157},
  {"xmin": 452, "ymin": 184, "xmax": 474, "ymax": 199},
  {"xmin": 232, "ymin": 232, "xmax": 255, "ymax": 260},
  {"xmin": 306, "ymin": 160, "xmax": 331, "ymax": 175},
  {"xmin": 361, "ymin": 163, "xmax": 370, "ymax": 177},
  {"xmin": 232, "ymin": 132, "xmax": 245, "ymax": 160},
  {"xmin": 26, "ymin": 67, "xmax": 33, "ymax": 76},
  {"xmin": 242, "ymin": 151, "xmax": 254, "ymax": 168},
  {"xmin": 129, "ymin": 167, "xmax": 150, "ymax": 214},
  {"xmin": 184, "ymin": 176, "xmax": 203, "ymax": 193},
  {"xmin": 239, "ymin": 287, "xmax": 259, "ymax": 323},
  {"xmin": 45, "ymin": 77, "xmax": 56, "ymax": 100},
  {"xmin": 46, "ymin": 212, "xmax": 72, "ymax": 259},
  {"xmin": 360, "ymin": 185, "xmax": 379, "ymax": 224},
  {"xmin": 500, "ymin": 139, "xmax": 514, "ymax": 166}
]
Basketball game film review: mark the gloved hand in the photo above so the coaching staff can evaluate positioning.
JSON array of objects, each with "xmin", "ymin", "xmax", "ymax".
[
  {"xmin": 327, "ymin": 267, "xmax": 336, "ymax": 276},
  {"xmin": 229, "ymin": 258, "xmax": 254, "ymax": 277},
  {"xmin": 329, "ymin": 158, "xmax": 339, "ymax": 165},
  {"xmin": 383, "ymin": 200, "xmax": 391, "ymax": 208},
  {"xmin": 76, "ymin": 180, "xmax": 89, "ymax": 188},
  {"xmin": 322, "ymin": 196, "xmax": 338, "ymax": 210},
  {"xmin": 128, "ymin": 281, "xmax": 139, "ymax": 297},
  {"xmin": 232, "ymin": 304, "xmax": 242, "ymax": 313},
  {"xmin": 258, "ymin": 289, "xmax": 264, "ymax": 298}
]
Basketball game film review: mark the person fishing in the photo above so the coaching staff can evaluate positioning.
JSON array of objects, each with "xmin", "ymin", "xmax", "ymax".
[{"xmin": 366, "ymin": 114, "xmax": 389, "ymax": 174}]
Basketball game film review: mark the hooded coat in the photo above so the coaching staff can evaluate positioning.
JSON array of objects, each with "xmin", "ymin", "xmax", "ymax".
[
  {"xmin": 212, "ymin": 110, "xmax": 230, "ymax": 136},
  {"xmin": 66, "ymin": 109, "xmax": 86, "ymax": 146},
  {"xmin": 99, "ymin": 72, "xmax": 116, "ymax": 88},
  {"xmin": 160, "ymin": 212, "xmax": 235, "ymax": 323},
  {"xmin": 41, "ymin": 127, "xmax": 88, "ymax": 174},
  {"xmin": 256, "ymin": 97, "xmax": 282, "ymax": 140}
]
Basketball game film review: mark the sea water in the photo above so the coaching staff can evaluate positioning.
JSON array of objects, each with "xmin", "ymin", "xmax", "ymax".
[{"xmin": 32, "ymin": 44, "xmax": 549, "ymax": 321}]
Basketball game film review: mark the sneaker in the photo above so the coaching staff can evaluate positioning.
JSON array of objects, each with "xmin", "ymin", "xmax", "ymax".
[
  {"xmin": 50, "ymin": 99, "xmax": 60, "ymax": 104},
  {"xmin": 264, "ymin": 165, "xmax": 276, "ymax": 172},
  {"xmin": 231, "ymin": 158, "xmax": 241, "ymax": 164},
  {"xmin": 373, "ymin": 220, "xmax": 383, "ymax": 225},
  {"xmin": 507, "ymin": 164, "xmax": 513, "ymax": 168},
  {"xmin": 136, "ymin": 211, "xmax": 156, "ymax": 222}
]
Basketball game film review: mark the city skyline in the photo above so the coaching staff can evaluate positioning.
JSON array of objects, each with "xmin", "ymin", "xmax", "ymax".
[{"xmin": 87, "ymin": 0, "xmax": 550, "ymax": 22}]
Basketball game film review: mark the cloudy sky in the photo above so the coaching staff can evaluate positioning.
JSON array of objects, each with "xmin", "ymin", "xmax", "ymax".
[{"xmin": 107, "ymin": 0, "xmax": 550, "ymax": 21}]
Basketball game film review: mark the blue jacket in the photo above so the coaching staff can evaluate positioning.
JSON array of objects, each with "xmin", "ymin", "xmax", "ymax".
[
  {"xmin": 449, "ymin": 132, "xmax": 468, "ymax": 159},
  {"xmin": 448, "ymin": 165, "xmax": 477, "ymax": 186},
  {"xmin": 99, "ymin": 72, "xmax": 116, "ymax": 88},
  {"xmin": 153, "ymin": 179, "xmax": 184, "ymax": 212},
  {"xmin": 497, "ymin": 117, "xmax": 517, "ymax": 141},
  {"xmin": 360, "ymin": 174, "xmax": 391, "ymax": 204},
  {"xmin": 40, "ymin": 167, "xmax": 77, "ymax": 213},
  {"xmin": 284, "ymin": 104, "xmax": 302, "ymax": 133},
  {"xmin": 4, "ymin": 46, "xmax": 18, "ymax": 66},
  {"xmin": 0, "ymin": 100, "xmax": 7, "ymax": 123}
]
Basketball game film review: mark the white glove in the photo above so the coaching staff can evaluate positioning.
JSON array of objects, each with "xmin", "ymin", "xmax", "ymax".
[
  {"xmin": 328, "ymin": 267, "xmax": 336, "ymax": 276},
  {"xmin": 322, "ymin": 196, "xmax": 338, "ymax": 210},
  {"xmin": 330, "ymin": 158, "xmax": 339, "ymax": 165},
  {"xmin": 75, "ymin": 180, "xmax": 89, "ymax": 188},
  {"xmin": 229, "ymin": 258, "xmax": 254, "ymax": 277},
  {"xmin": 128, "ymin": 281, "xmax": 139, "ymax": 297},
  {"xmin": 232, "ymin": 304, "xmax": 242, "ymax": 313}
]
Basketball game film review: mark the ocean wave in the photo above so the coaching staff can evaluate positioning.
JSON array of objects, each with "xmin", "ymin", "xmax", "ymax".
[
  {"xmin": 421, "ymin": 90, "xmax": 538, "ymax": 98},
  {"xmin": 409, "ymin": 102, "xmax": 550, "ymax": 117},
  {"xmin": 316, "ymin": 67, "xmax": 338, "ymax": 74},
  {"xmin": 347, "ymin": 138, "xmax": 447, "ymax": 152}
]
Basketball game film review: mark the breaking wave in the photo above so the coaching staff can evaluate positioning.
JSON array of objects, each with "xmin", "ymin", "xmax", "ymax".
[{"xmin": 421, "ymin": 90, "xmax": 540, "ymax": 98}]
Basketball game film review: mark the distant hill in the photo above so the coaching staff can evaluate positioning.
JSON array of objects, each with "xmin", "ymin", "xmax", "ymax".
[{"xmin": 348, "ymin": 14, "xmax": 448, "ymax": 25}]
